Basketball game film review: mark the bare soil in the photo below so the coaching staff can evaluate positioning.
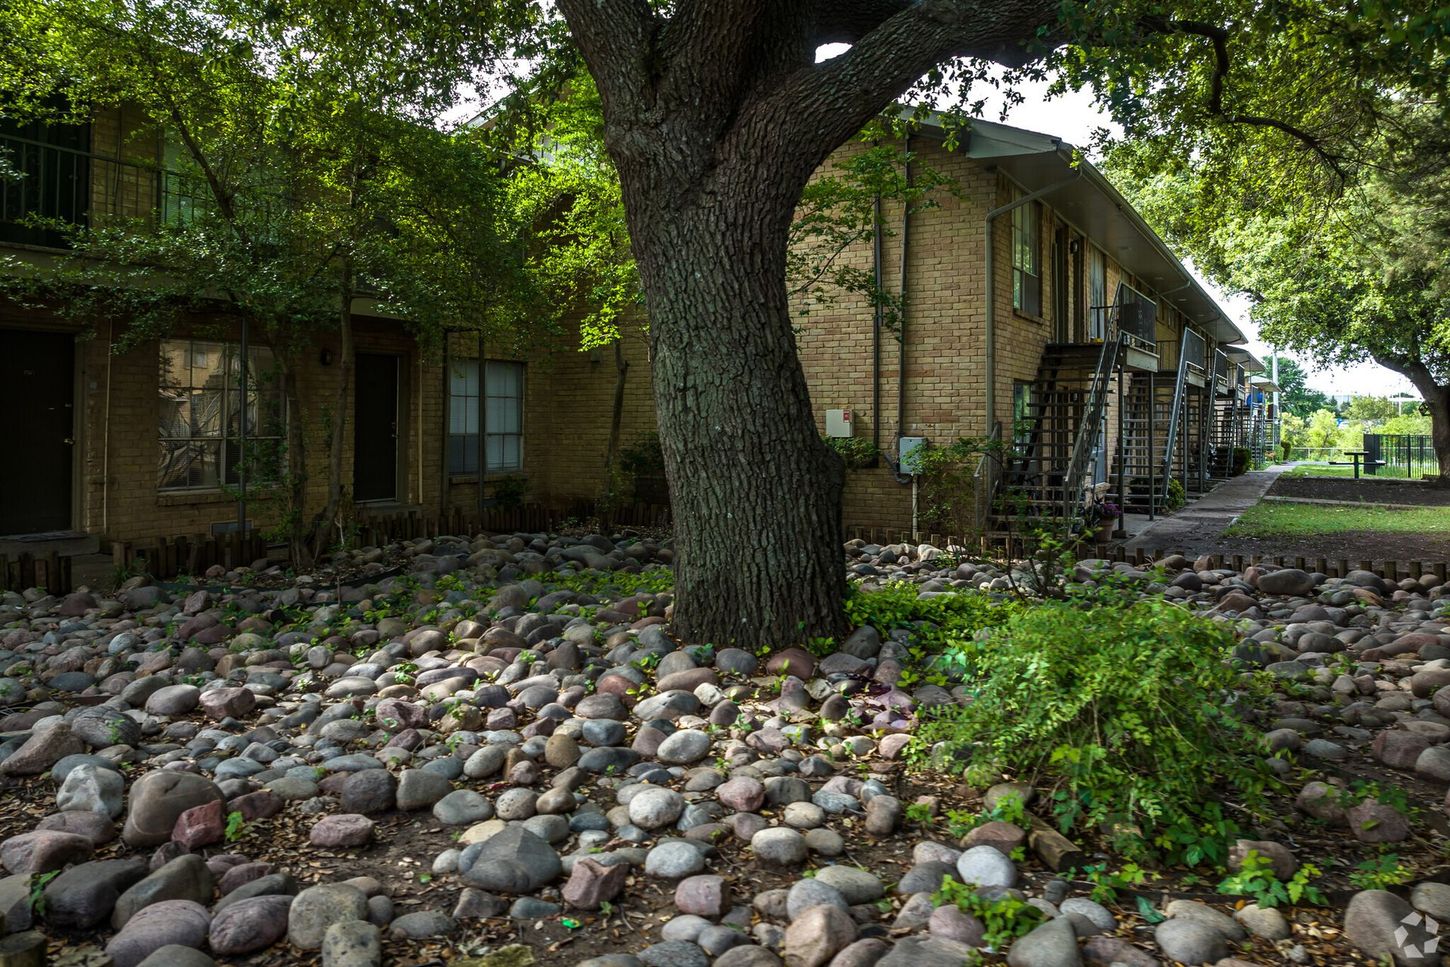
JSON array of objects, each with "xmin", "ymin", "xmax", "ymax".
[
  {"xmin": 1269, "ymin": 477, "xmax": 1450, "ymax": 508},
  {"xmin": 1208, "ymin": 530, "xmax": 1450, "ymax": 566}
]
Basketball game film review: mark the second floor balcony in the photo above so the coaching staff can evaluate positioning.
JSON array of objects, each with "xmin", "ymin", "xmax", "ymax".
[{"xmin": 1, "ymin": 126, "xmax": 204, "ymax": 250}]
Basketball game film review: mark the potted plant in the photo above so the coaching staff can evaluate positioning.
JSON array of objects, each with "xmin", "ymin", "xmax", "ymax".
[{"xmin": 1081, "ymin": 482, "xmax": 1121, "ymax": 543}]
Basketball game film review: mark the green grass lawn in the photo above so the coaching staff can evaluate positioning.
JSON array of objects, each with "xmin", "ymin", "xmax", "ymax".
[
  {"xmin": 1225, "ymin": 500, "xmax": 1450, "ymax": 537},
  {"xmin": 1284, "ymin": 462, "xmax": 1422, "ymax": 479}
]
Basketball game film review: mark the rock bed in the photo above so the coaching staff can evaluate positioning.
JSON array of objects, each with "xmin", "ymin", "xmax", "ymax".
[{"xmin": 0, "ymin": 532, "xmax": 1446, "ymax": 966}]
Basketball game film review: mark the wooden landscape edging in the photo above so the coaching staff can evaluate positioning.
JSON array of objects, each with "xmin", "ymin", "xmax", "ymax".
[
  {"xmin": 111, "ymin": 531, "xmax": 270, "ymax": 584},
  {"xmin": 0, "ymin": 552, "xmax": 73, "ymax": 595}
]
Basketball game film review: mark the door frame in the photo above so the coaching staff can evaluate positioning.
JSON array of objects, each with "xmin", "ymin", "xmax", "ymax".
[{"xmin": 353, "ymin": 352, "xmax": 403, "ymax": 504}]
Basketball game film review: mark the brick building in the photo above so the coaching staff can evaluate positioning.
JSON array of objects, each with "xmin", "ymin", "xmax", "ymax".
[{"xmin": 0, "ymin": 108, "xmax": 1263, "ymax": 556}]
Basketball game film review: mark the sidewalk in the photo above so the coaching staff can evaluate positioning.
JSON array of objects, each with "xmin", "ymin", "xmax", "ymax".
[{"xmin": 1122, "ymin": 463, "xmax": 1291, "ymax": 555}]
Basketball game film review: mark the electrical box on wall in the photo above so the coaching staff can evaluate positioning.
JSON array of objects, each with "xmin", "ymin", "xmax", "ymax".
[
  {"xmin": 898, "ymin": 436, "xmax": 927, "ymax": 475},
  {"xmin": 825, "ymin": 409, "xmax": 853, "ymax": 438}
]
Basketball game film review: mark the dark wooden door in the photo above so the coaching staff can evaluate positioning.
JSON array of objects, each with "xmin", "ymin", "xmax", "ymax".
[
  {"xmin": 0, "ymin": 330, "xmax": 74, "ymax": 534},
  {"xmin": 353, "ymin": 353, "xmax": 398, "ymax": 502},
  {"xmin": 1052, "ymin": 223, "xmax": 1070, "ymax": 342}
]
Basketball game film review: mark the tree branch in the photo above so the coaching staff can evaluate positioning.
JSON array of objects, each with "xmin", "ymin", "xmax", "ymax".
[
  {"xmin": 657, "ymin": 0, "xmax": 769, "ymax": 111},
  {"xmin": 554, "ymin": 0, "xmax": 656, "ymax": 117},
  {"xmin": 1144, "ymin": 17, "xmax": 1349, "ymax": 181},
  {"xmin": 724, "ymin": 0, "xmax": 1053, "ymax": 187},
  {"xmin": 805, "ymin": 0, "xmax": 913, "ymax": 45}
]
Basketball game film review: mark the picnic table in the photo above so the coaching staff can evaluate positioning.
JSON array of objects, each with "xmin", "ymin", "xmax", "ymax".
[{"xmin": 1330, "ymin": 450, "xmax": 1384, "ymax": 479}]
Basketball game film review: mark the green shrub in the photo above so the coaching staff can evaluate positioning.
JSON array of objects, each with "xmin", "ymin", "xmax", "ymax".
[
  {"xmin": 823, "ymin": 436, "xmax": 880, "ymax": 469},
  {"xmin": 1164, "ymin": 478, "xmax": 1186, "ymax": 511},
  {"xmin": 844, "ymin": 582, "xmax": 1016, "ymax": 652},
  {"xmin": 914, "ymin": 598, "xmax": 1272, "ymax": 860},
  {"xmin": 1217, "ymin": 851, "xmax": 1326, "ymax": 908}
]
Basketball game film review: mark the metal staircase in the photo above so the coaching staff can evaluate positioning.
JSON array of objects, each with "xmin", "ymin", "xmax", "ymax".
[
  {"xmin": 1156, "ymin": 336, "xmax": 1194, "ymax": 492},
  {"xmin": 999, "ymin": 334, "xmax": 1124, "ymax": 524}
]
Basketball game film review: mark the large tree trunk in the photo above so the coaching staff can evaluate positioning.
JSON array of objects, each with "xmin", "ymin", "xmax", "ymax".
[
  {"xmin": 628, "ymin": 196, "xmax": 847, "ymax": 644},
  {"xmin": 1426, "ymin": 386, "xmax": 1450, "ymax": 483},
  {"xmin": 556, "ymin": 0, "xmax": 1048, "ymax": 644},
  {"xmin": 1382, "ymin": 354, "xmax": 1450, "ymax": 483}
]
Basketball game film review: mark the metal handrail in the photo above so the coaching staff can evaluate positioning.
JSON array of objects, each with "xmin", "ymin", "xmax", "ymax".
[
  {"xmin": 1091, "ymin": 302, "xmax": 1156, "ymax": 351},
  {"xmin": 972, "ymin": 421, "xmax": 1003, "ymax": 533},
  {"xmin": 1158, "ymin": 336, "xmax": 1192, "ymax": 491},
  {"xmin": 1061, "ymin": 331, "xmax": 1125, "ymax": 519}
]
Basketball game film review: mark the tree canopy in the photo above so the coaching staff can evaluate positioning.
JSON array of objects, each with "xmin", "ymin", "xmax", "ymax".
[{"xmin": 0, "ymin": 0, "xmax": 535, "ymax": 557}]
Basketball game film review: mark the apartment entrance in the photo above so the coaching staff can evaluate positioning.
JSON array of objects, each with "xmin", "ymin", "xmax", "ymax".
[
  {"xmin": 0, "ymin": 329, "xmax": 74, "ymax": 534},
  {"xmin": 353, "ymin": 353, "xmax": 399, "ymax": 503}
]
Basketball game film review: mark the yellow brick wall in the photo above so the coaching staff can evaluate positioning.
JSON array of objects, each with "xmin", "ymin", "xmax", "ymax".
[{"xmin": 3, "ymin": 112, "xmax": 1227, "ymax": 543}]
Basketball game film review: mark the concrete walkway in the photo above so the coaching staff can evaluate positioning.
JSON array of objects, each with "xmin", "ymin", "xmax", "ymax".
[{"xmin": 1122, "ymin": 463, "xmax": 1291, "ymax": 555}]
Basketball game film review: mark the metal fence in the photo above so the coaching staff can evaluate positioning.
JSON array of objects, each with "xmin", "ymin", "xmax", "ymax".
[{"xmin": 1364, "ymin": 433, "xmax": 1443, "ymax": 478}]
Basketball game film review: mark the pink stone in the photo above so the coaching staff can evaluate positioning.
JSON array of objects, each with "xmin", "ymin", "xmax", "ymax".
[
  {"xmin": 561, "ymin": 858, "xmax": 628, "ymax": 910},
  {"xmin": 716, "ymin": 777, "xmax": 766, "ymax": 813},
  {"xmin": 674, "ymin": 874, "xmax": 729, "ymax": 918},
  {"xmin": 199, "ymin": 686, "xmax": 255, "ymax": 721},
  {"xmin": 309, "ymin": 813, "xmax": 374, "ymax": 847},
  {"xmin": 230, "ymin": 790, "xmax": 283, "ymax": 822},
  {"xmin": 172, "ymin": 799, "xmax": 226, "ymax": 850}
]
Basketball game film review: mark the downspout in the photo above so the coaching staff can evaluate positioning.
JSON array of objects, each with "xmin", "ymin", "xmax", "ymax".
[
  {"xmin": 476, "ymin": 332, "xmax": 486, "ymax": 521},
  {"xmin": 237, "ymin": 315, "xmax": 248, "ymax": 537},
  {"xmin": 440, "ymin": 336, "xmax": 450, "ymax": 517},
  {"xmin": 871, "ymin": 192, "xmax": 883, "ymax": 467},
  {"xmin": 983, "ymin": 171, "xmax": 1082, "ymax": 436},
  {"xmin": 894, "ymin": 132, "xmax": 912, "ymax": 481},
  {"xmin": 100, "ymin": 318, "xmax": 113, "ymax": 536},
  {"xmin": 417, "ymin": 353, "xmax": 424, "ymax": 509}
]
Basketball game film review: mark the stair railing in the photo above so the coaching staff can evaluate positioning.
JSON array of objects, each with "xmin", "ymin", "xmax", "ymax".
[
  {"xmin": 1201, "ymin": 350, "xmax": 1224, "ymax": 491},
  {"xmin": 1157, "ymin": 335, "xmax": 1193, "ymax": 499},
  {"xmin": 1060, "ymin": 327, "xmax": 1126, "ymax": 520}
]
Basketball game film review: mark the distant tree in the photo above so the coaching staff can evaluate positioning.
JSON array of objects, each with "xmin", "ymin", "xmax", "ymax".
[
  {"xmin": 1304, "ymin": 410, "xmax": 1344, "ymax": 455},
  {"xmin": 1343, "ymin": 396, "xmax": 1399, "ymax": 426},
  {"xmin": 1273, "ymin": 359, "xmax": 1338, "ymax": 420}
]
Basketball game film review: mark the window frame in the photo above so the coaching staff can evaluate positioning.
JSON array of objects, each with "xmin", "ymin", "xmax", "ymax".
[
  {"xmin": 1011, "ymin": 197, "xmax": 1042, "ymax": 318},
  {"xmin": 157, "ymin": 338, "xmax": 284, "ymax": 492},
  {"xmin": 448, "ymin": 359, "xmax": 525, "ymax": 476}
]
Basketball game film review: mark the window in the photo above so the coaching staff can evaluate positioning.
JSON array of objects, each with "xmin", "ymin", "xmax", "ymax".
[
  {"xmin": 449, "ymin": 360, "xmax": 524, "ymax": 474},
  {"xmin": 1011, "ymin": 197, "xmax": 1041, "ymax": 317},
  {"xmin": 158, "ymin": 339, "xmax": 283, "ymax": 490}
]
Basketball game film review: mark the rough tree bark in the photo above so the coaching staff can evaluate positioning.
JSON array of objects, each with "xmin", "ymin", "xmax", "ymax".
[
  {"xmin": 1378, "ymin": 352, "xmax": 1450, "ymax": 482},
  {"xmin": 555, "ymin": 0, "xmax": 1052, "ymax": 643}
]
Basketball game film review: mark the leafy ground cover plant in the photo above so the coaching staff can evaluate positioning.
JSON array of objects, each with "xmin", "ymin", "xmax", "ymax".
[
  {"xmin": 1217, "ymin": 851, "xmax": 1327, "ymax": 908},
  {"xmin": 932, "ymin": 876, "xmax": 1044, "ymax": 949},
  {"xmin": 914, "ymin": 597, "xmax": 1275, "ymax": 862},
  {"xmin": 844, "ymin": 582, "xmax": 1016, "ymax": 652}
]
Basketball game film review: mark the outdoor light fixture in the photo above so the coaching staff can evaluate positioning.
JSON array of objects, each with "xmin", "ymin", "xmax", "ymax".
[{"xmin": 320, "ymin": 348, "xmax": 333, "ymax": 366}]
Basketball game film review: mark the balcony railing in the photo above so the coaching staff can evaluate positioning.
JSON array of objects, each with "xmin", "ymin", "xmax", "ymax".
[
  {"xmin": 1, "ymin": 133, "xmax": 206, "ymax": 247},
  {"xmin": 1089, "ymin": 300, "xmax": 1157, "ymax": 353},
  {"xmin": 1182, "ymin": 328, "xmax": 1207, "ymax": 374}
]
